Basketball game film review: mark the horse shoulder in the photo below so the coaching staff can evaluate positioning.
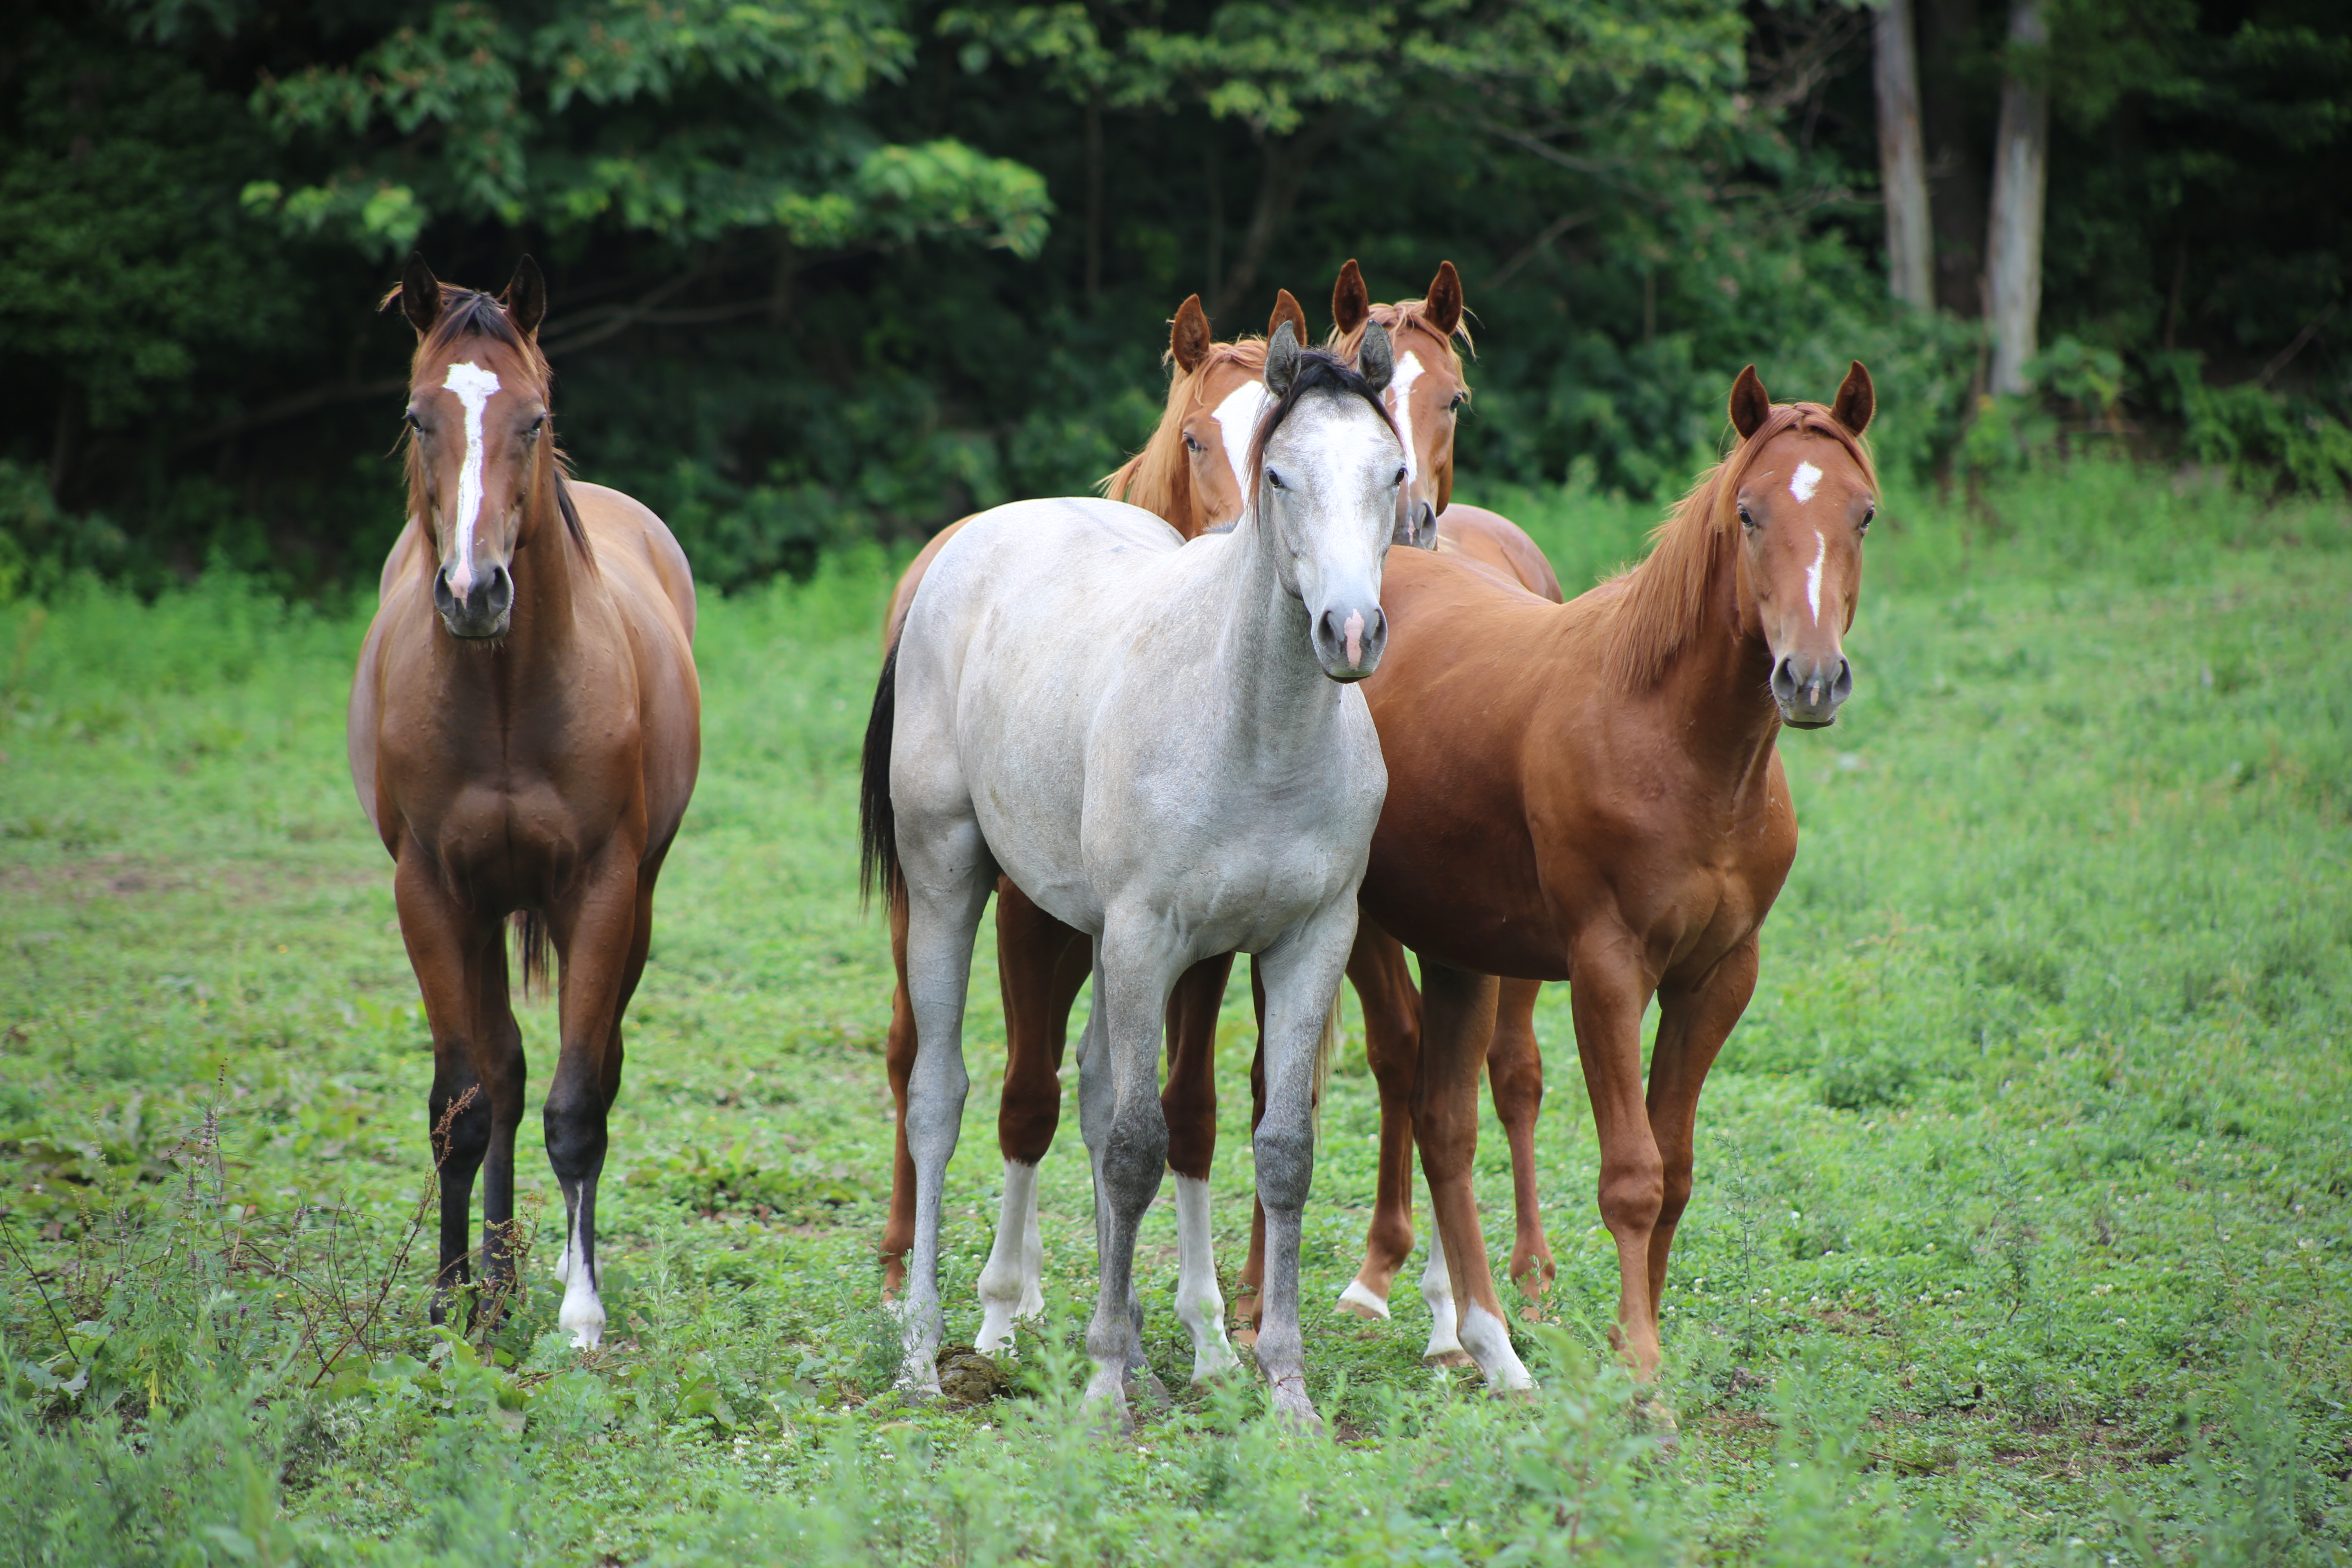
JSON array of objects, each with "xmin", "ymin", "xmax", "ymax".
[{"xmin": 565, "ymin": 482, "xmax": 703, "ymax": 840}]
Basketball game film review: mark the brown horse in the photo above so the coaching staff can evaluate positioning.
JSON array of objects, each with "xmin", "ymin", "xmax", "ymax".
[
  {"xmin": 1335, "ymin": 363, "xmax": 1878, "ymax": 1388},
  {"xmin": 874, "ymin": 290, "xmax": 1310, "ymax": 1320},
  {"xmin": 1225, "ymin": 264, "xmax": 1568, "ymax": 1350},
  {"xmin": 349, "ymin": 256, "xmax": 702, "ymax": 1349}
]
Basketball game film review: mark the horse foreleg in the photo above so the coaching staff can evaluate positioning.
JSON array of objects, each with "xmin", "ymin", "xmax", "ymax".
[
  {"xmin": 1489, "ymin": 978, "xmax": 1555, "ymax": 1303},
  {"xmin": 1082, "ymin": 924, "xmax": 1178, "ymax": 1432},
  {"xmin": 1234, "ymin": 959, "xmax": 1268, "ymax": 1339},
  {"xmin": 542, "ymin": 850, "xmax": 646, "ymax": 1352},
  {"xmin": 1567, "ymin": 936, "xmax": 1666, "ymax": 1379},
  {"xmin": 1249, "ymin": 919, "xmax": 1354, "ymax": 1430},
  {"xmin": 978, "ymin": 881, "xmax": 1087, "ymax": 1354},
  {"xmin": 1413, "ymin": 957, "xmax": 1531, "ymax": 1390},
  {"xmin": 1341, "ymin": 921, "xmax": 1421, "ymax": 1320},
  {"xmin": 880, "ymin": 888, "xmax": 917, "ymax": 1301},
  {"xmin": 1644, "ymin": 942, "xmax": 1758, "ymax": 1344},
  {"xmin": 1162, "ymin": 951, "xmax": 1238, "ymax": 1381},
  {"xmin": 394, "ymin": 854, "xmax": 497, "ymax": 1325}
]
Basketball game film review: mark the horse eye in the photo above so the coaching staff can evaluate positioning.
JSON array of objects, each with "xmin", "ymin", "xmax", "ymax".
[
  {"xmin": 1265, "ymin": 470, "xmax": 1287, "ymax": 492},
  {"xmin": 1448, "ymin": 395, "xmax": 1466, "ymax": 413},
  {"xmin": 404, "ymin": 410, "xmax": 423, "ymax": 431},
  {"xmin": 1860, "ymin": 504, "xmax": 1875, "ymax": 535},
  {"xmin": 1392, "ymin": 468, "xmax": 1408, "ymax": 487},
  {"xmin": 1738, "ymin": 503, "xmax": 1757, "ymax": 531},
  {"xmin": 1183, "ymin": 433, "xmax": 1204, "ymax": 454}
]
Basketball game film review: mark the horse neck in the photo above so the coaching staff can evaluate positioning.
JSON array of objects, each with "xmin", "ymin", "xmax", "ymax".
[
  {"xmin": 1203, "ymin": 499, "xmax": 1341, "ymax": 739},
  {"xmin": 1647, "ymin": 541, "xmax": 1783, "ymax": 791}
]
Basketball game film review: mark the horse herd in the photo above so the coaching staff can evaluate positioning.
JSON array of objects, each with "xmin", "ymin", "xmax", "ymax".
[{"xmin": 348, "ymin": 253, "xmax": 1878, "ymax": 1432}]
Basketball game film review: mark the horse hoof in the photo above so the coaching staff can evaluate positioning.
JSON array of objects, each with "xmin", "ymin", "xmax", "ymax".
[
  {"xmin": 1335, "ymin": 1281, "xmax": 1392, "ymax": 1321},
  {"xmin": 1125, "ymin": 1369, "xmax": 1172, "ymax": 1411},
  {"xmin": 1421, "ymin": 1349, "xmax": 1477, "ymax": 1370},
  {"xmin": 1636, "ymin": 1394, "xmax": 1682, "ymax": 1446},
  {"xmin": 1268, "ymin": 1377, "xmax": 1324, "ymax": 1434}
]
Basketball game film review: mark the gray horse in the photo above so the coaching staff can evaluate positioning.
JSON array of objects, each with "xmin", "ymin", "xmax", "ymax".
[{"xmin": 860, "ymin": 324, "xmax": 1402, "ymax": 1429}]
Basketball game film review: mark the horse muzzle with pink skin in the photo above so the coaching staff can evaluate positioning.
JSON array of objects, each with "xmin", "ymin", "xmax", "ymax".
[
  {"xmin": 434, "ymin": 559, "xmax": 514, "ymax": 639},
  {"xmin": 1771, "ymin": 650, "xmax": 1852, "ymax": 728},
  {"xmin": 1311, "ymin": 601, "xmax": 1388, "ymax": 682}
]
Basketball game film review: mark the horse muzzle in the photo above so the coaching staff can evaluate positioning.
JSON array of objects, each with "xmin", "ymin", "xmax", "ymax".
[
  {"xmin": 1771, "ymin": 652, "xmax": 1851, "ymax": 728},
  {"xmin": 1312, "ymin": 604, "xmax": 1387, "ymax": 682},
  {"xmin": 434, "ymin": 562, "xmax": 514, "ymax": 639},
  {"xmin": 1392, "ymin": 497, "xmax": 1439, "ymax": 550}
]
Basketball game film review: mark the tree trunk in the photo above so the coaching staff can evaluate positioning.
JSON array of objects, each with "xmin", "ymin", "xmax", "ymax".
[
  {"xmin": 1984, "ymin": 0, "xmax": 2048, "ymax": 396},
  {"xmin": 1084, "ymin": 94, "xmax": 1104, "ymax": 304},
  {"xmin": 1919, "ymin": 0, "xmax": 1988, "ymax": 317},
  {"xmin": 1873, "ymin": 0, "xmax": 1935, "ymax": 309},
  {"xmin": 1208, "ymin": 111, "xmax": 1348, "ymax": 325}
]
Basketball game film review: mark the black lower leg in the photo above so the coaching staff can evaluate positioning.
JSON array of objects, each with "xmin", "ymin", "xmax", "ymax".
[{"xmin": 429, "ymin": 1065, "xmax": 492, "ymax": 1319}]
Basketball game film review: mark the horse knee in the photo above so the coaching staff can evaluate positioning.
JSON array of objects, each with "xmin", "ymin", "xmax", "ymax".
[
  {"xmin": 1598, "ymin": 1156, "xmax": 1665, "ymax": 1235},
  {"xmin": 1657, "ymin": 1165, "xmax": 1695, "ymax": 1230},
  {"xmin": 430, "ymin": 1077, "xmax": 493, "ymax": 1174},
  {"xmin": 1100, "ymin": 1107, "xmax": 1169, "ymax": 1202},
  {"xmin": 1252, "ymin": 1124, "xmax": 1314, "ymax": 1212},
  {"xmin": 542, "ymin": 1078, "xmax": 609, "ymax": 1186}
]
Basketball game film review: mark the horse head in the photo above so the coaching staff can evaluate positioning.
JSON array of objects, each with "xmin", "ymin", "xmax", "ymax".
[
  {"xmin": 392, "ymin": 255, "xmax": 557, "ymax": 640},
  {"xmin": 1166, "ymin": 291, "xmax": 1308, "ymax": 534},
  {"xmin": 1250, "ymin": 321, "xmax": 1405, "ymax": 681},
  {"xmin": 1725, "ymin": 362, "xmax": 1877, "ymax": 728},
  {"xmin": 1332, "ymin": 259, "xmax": 1470, "ymax": 550}
]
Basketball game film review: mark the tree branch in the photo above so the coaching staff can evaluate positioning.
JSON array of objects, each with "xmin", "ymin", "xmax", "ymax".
[{"xmin": 1209, "ymin": 108, "xmax": 1351, "ymax": 324}]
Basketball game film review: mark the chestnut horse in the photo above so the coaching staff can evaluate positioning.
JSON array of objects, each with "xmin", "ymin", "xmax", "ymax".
[
  {"xmin": 1223, "ymin": 265, "xmax": 1569, "ymax": 1358},
  {"xmin": 1336, "ymin": 363, "xmax": 1879, "ymax": 1388},
  {"xmin": 349, "ymin": 256, "xmax": 701, "ymax": 1350}
]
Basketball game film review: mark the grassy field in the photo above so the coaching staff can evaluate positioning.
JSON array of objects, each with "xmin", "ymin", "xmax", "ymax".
[{"xmin": 2, "ymin": 459, "xmax": 2349, "ymax": 1565}]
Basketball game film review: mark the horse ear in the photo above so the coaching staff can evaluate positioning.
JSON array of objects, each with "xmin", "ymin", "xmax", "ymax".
[
  {"xmin": 1265, "ymin": 320, "xmax": 1301, "ymax": 396},
  {"xmin": 1831, "ymin": 360, "xmax": 1874, "ymax": 436},
  {"xmin": 1728, "ymin": 364, "xmax": 1771, "ymax": 441},
  {"xmin": 400, "ymin": 254, "xmax": 441, "ymax": 338},
  {"xmin": 504, "ymin": 255, "xmax": 547, "ymax": 339},
  {"xmin": 1332, "ymin": 258, "xmax": 1370, "ymax": 336},
  {"xmin": 1268, "ymin": 288, "xmax": 1307, "ymax": 349},
  {"xmin": 1170, "ymin": 294, "xmax": 1212, "ymax": 373},
  {"xmin": 1358, "ymin": 321, "xmax": 1394, "ymax": 396},
  {"xmin": 1423, "ymin": 260, "xmax": 1463, "ymax": 338}
]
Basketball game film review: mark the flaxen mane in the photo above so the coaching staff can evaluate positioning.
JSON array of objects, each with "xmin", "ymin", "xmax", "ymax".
[
  {"xmin": 1600, "ymin": 402, "xmax": 1876, "ymax": 690},
  {"xmin": 1328, "ymin": 298, "xmax": 1474, "ymax": 383},
  {"xmin": 1098, "ymin": 339, "xmax": 1271, "ymax": 517}
]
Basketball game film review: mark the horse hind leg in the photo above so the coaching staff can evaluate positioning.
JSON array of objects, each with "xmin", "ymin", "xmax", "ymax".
[
  {"xmin": 880, "ymin": 886, "xmax": 917, "ymax": 1305},
  {"xmin": 1163, "ymin": 952, "xmax": 1238, "ymax": 1382},
  {"xmin": 977, "ymin": 885, "xmax": 1087, "ymax": 1355},
  {"xmin": 1489, "ymin": 977, "xmax": 1557, "ymax": 1303},
  {"xmin": 394, "ymin": 855, "xmax": 496, "ymax": 1324},
  {"xmin": 1341, "ymin": 921, "xmax": 1421, "ymax": 1321}
]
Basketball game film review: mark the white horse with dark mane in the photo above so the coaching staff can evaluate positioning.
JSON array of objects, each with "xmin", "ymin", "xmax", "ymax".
[{"xmin": 860, "ymin": 323, "xmax": 1403, "ymax": 1428}]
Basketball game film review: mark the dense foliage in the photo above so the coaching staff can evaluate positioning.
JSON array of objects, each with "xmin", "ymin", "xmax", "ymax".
[{"xmin": 0, "ymin": 0, "xmax": 2346, "ymax": 592}]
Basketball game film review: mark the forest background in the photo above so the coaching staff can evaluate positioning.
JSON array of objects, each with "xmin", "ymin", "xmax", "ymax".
[{"xmin": 2, "ymin": 0, "xmax": 2348, "ymax": 595}]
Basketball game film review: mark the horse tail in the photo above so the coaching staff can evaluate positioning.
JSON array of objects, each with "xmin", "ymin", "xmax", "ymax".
[
  {"xmin": 859, "ymin": 639, "xmax": 904, "ymax": 911},
  {"xmin": 1310, "ymin": 991, "xmax": 1343, "ymax": 1143},
  {"xmin": 510, "ymin": 909, "xmax": 551, "ymax": 1001}
]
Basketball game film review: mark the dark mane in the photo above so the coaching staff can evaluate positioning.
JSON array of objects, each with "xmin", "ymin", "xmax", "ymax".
[
  {"xmin": 1243, "ymin": 350, "xmax": 1400, "ymax": 502},
  {"xmin": 383, "ymin": 282, "xmax": 589, "ymax": 560},
  {"xmin": 1600, "ymin": 402, "xmax": 1876, "ymax": 690}
]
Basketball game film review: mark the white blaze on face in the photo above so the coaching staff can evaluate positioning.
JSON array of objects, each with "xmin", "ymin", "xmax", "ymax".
[
  {"xmin": 440, "ymin": 361, "xmax": 503, "ymax": 598},
  {"xmin": 1210, "ymin": 380, "xmax": 1271, "ymax": 514},
  {"xmin": 1806, "ymin": 530, "xmax": 1827, "ymax": 623},
  {"xmin": 1384, "ymin": 350, "xmax": 1427, "ymax": 481},
  {"xmin": 1789, "ymin": 459, "xmax": 1823, "ymax": 504}
]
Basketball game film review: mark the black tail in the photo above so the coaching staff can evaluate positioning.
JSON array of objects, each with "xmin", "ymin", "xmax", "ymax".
[
  {"xmin": 510, "ymin": 909, "xmax": 551, "ymax": 1000},
  {"xmin": 858, "ymin": 639, "xmax": 904, "ymax": 912}
]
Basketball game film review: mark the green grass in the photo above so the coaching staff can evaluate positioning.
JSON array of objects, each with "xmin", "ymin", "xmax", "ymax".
[{"xmin": 2, "ymin": 460, "xmax": 2349, "ymax": 1565}]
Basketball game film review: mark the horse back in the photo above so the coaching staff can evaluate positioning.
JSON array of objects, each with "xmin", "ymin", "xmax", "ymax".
[{"xmin": 1433, "ymin": 504, "xmax": 1566, "ymax": 604}]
